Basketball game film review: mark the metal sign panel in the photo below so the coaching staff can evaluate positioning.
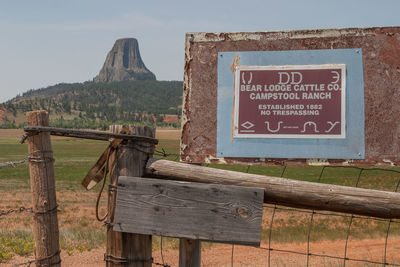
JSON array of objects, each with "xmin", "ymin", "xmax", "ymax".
[
  {"xmin": 181, "ymin": 27, "xmax": 400, "ymax": 166},
  {"xmin": 234, "ymin": 64, "xmax": 346, "ymax": 139},
  {"xmin": 217, "ymin": 49, "xmax": 364, "ymax": 160}
]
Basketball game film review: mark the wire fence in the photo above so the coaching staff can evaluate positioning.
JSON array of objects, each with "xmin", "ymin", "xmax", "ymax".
[
  {"xmin": 1, "ymin": 151, "xmax": 400, "ymax": 266},
  {"xmin": 0, "ymin": 152, "xmax": 171, "ymax": 267},
  {"xmin": 212, "ymin": 164, "xmax": 400, "ymax": 267}
]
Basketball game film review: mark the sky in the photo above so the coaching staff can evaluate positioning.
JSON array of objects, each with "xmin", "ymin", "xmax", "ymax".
[{"xmin": 0, "ymin": 0, "xmax": 399, "ymax": 103}]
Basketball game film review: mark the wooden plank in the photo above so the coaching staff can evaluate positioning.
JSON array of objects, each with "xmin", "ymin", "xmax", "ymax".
[
  {"xmin": 24, "ymin": 126, "xmax": 158, "ymax": 144},
  {"xmin": 114, "ymin": 176, "xmax": 264, "ymax": 246},
  {"xmin": 179, "ymin": 239, "xmax": 201, "ymax": 267},
  {"xmin": 27, "ymin": 111, "xmax": 61, "ymax": 267},
  {"xmin": 145, "ymin": 159, "xmax": 400, "ymax": 219}
]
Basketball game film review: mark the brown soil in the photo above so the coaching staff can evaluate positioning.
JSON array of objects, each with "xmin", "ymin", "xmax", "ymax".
[{"xmin": 3, "ymin": 238, "xmax": 400, "ymax": 267}]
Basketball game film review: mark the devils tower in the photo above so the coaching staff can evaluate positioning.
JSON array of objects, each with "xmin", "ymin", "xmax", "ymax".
[{"xmin": 94, "ymin": 38, "xmax": 156, "ymax": 82}]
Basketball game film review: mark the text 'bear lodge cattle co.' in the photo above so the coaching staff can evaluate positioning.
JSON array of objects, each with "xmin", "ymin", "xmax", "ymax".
[
  {"xmin": 234, "ymin": 64, "xmax": 346, "ymax": 139},
  {"xmin": 181, "ymin": 27, "xmax": 400, "ymax": 166}
]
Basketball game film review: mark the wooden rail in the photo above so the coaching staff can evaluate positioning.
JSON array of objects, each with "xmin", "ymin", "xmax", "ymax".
[
  {"xmin": 145, "ymin": 159, "xmax": 400, "ymax": 219},
  {"xmin": 23, "ymin": 126, "xmax": 158, "ymax": 144}
]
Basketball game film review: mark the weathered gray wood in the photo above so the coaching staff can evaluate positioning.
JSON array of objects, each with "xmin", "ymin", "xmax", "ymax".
[
  {"xmin": 145, "ymin": 159, "xmax": 400, "ymax": 219},
  {"xmin": 106, "ymin": 125, "xmax": 155, "ymax": 267},
  {"xmin": 24, "ymin": 126, "xmax": 158, "ymax": 144},
  {"xmin": 179, "ymin": 239, "xmax": 201, "ymax": 267},
  {"xmin": 114, "ymin": 176, "xmax": 264, "ymax": 246},
  {"xmin": 27, "ymin": 111, "xmax": 61, "ymax": 267}
]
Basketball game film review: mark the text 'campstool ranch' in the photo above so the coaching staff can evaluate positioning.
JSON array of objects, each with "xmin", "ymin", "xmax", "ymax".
[{"xmin": 233, "ymin": 64, "xmax": 346, "ymax": 138}]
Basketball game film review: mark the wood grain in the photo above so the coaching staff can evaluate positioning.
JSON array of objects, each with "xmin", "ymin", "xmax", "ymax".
[
  {"xmin": 114, "ymin": 176, "xmax": 264, "ymax": 246},
  {"xmin": 106, "ymin": 125, "xmax": 155, "ymax": 267},
  {"xmin": 27, "ymin": 110, "xmax": 61, "ymax": 267},
  {"xmin": 179, "ymin": 239, "xmax": 201, "ymax": 267},
  {"xmin": 145, "ymin": 159, "xmax": 400, "ymax": 219}
]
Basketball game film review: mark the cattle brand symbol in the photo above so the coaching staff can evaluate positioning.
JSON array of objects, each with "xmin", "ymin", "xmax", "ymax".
[
  {"xmin": 265, "ymin": 121, "xmax": 283, "ymax": 132},
  {"xmin": 241, "ymin": 121, "xmax": 254, "ymax": 129},
  {"xmin": 242, "ymin": 72, "xmax": 253, "ymax": 84}
]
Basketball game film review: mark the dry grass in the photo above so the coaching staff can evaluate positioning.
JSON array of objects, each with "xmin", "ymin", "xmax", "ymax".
[
  {"xmin": 1, "ymin": 128, "xmax": 400, "ymax": 266},
  {"xmin": 0, "ymin": 129, "xmax": 23, "ymax": 139},
  {"xmin": 155, "ymin": 129, "xmax": 181, "ymax": 140}
]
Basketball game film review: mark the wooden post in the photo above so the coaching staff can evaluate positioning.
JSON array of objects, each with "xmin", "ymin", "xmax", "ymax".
[
  {"xmin": 27, "ymin": 110, "xmax": 61, "ymax": 267},
  {"xmin": 179, "ymin": 239, "xmax": 201, "ymax": 267},
  {"xmin": 106, "ymin": 125, "xmax": 155, "ymax": 267}
]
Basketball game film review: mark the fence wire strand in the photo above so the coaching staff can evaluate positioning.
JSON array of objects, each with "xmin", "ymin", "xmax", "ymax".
[
  {"xmin": 259, "ymin": 164, "xmax": 400, "ymax": 266},
  {"xmin": 196, "ymin": 163, "xmax": 400, "ymax": 266}
]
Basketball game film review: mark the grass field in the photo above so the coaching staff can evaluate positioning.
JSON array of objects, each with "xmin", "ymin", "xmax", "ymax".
[{"xmin": 1, "ymin": 129, "xmax": 400, "ymax": 264}]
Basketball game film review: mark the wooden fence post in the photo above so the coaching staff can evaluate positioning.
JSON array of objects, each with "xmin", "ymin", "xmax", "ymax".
[
  {"xmin": 27, "ymin": 110, "xmax": 61, "ymax": 267},
  {"xmin": 106, "ymin": 125, "xmax": 155, "ymax": 267},
  {"xmin": 179, "ymin": 239, "xmax": 201, "ymax": 267}
]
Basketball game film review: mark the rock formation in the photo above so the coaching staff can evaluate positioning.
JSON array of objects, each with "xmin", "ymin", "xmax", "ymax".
[{"xmin": 94, "ymin": 38, "xmax": 156, "ymax": 82}]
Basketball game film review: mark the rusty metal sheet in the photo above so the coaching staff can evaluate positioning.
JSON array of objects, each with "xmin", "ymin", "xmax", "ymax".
[{"xmin": 181, "ymin": 27, "xmax": 400, "ymax": 166}]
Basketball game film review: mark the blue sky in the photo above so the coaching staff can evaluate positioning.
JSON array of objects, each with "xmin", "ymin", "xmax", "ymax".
[{"xmin": 0, "ymin": 0, "xmax": 399, "ymax": 102}]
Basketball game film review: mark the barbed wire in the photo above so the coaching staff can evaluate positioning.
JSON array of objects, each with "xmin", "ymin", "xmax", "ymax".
[
  {"xmin": 0, "ymin": 150, "xmax": 55, "ymax": 170},
  {"xmin": 0, "ymin": 206, "xmax": 33, "ymax": 217},
  {"xmin": 0, "ymin": 205, "xmax": 59, "ymax": 217},
  {"xmin": 154, "ymin": 148, "xmax": 180, "ymax": 161},
  {"xmin": 0, "ymin": 159, "xmax": 26, "ymax": 169},
  {"xmin": 11, "ymin": 250, "xmax": 61, "ymax": 267}
]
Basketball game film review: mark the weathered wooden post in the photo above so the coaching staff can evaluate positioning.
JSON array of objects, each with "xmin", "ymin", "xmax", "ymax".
[
  {"xmin": 27, "ymin": 110, "xmax": 61, "ymax": 267},
  {"xmin": 106, "ymin": 125, "xmax": 155, "ymax": 267},
  {"xmin": 179, "ymin": 239, "xmax": 201, "ymax": 267}
]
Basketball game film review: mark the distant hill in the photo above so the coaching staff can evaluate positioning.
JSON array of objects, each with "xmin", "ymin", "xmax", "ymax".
[{"xmin": 0, "ymin": 80, "xmax": 182, "ymax": 129}]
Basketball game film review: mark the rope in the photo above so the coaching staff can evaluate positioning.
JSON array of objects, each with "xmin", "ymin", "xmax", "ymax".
[{"xmin": 95, "ymin": 146, "xmax": 112, "ymax": 222}]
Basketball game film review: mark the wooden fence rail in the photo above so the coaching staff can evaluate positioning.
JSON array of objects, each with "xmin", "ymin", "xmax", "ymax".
[{"xmin": 145, "ymin": 159, "xmax": 400, "ymax": 219}]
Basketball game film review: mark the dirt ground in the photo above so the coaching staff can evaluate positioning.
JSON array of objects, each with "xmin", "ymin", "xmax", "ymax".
[{"xmin": 4, "ymin": 237, "xmax": 400, "ymax": 267}]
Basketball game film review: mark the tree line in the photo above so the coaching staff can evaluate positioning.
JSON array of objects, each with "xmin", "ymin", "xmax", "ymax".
[{"xmin": 0, "ymin": 80, "xmax": 182, "ymax": 129}]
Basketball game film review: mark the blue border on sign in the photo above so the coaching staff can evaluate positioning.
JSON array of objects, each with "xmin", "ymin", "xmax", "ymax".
[{"xmin": 217, "ymin": 49, "xmax": 365, "ymax": 159}]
